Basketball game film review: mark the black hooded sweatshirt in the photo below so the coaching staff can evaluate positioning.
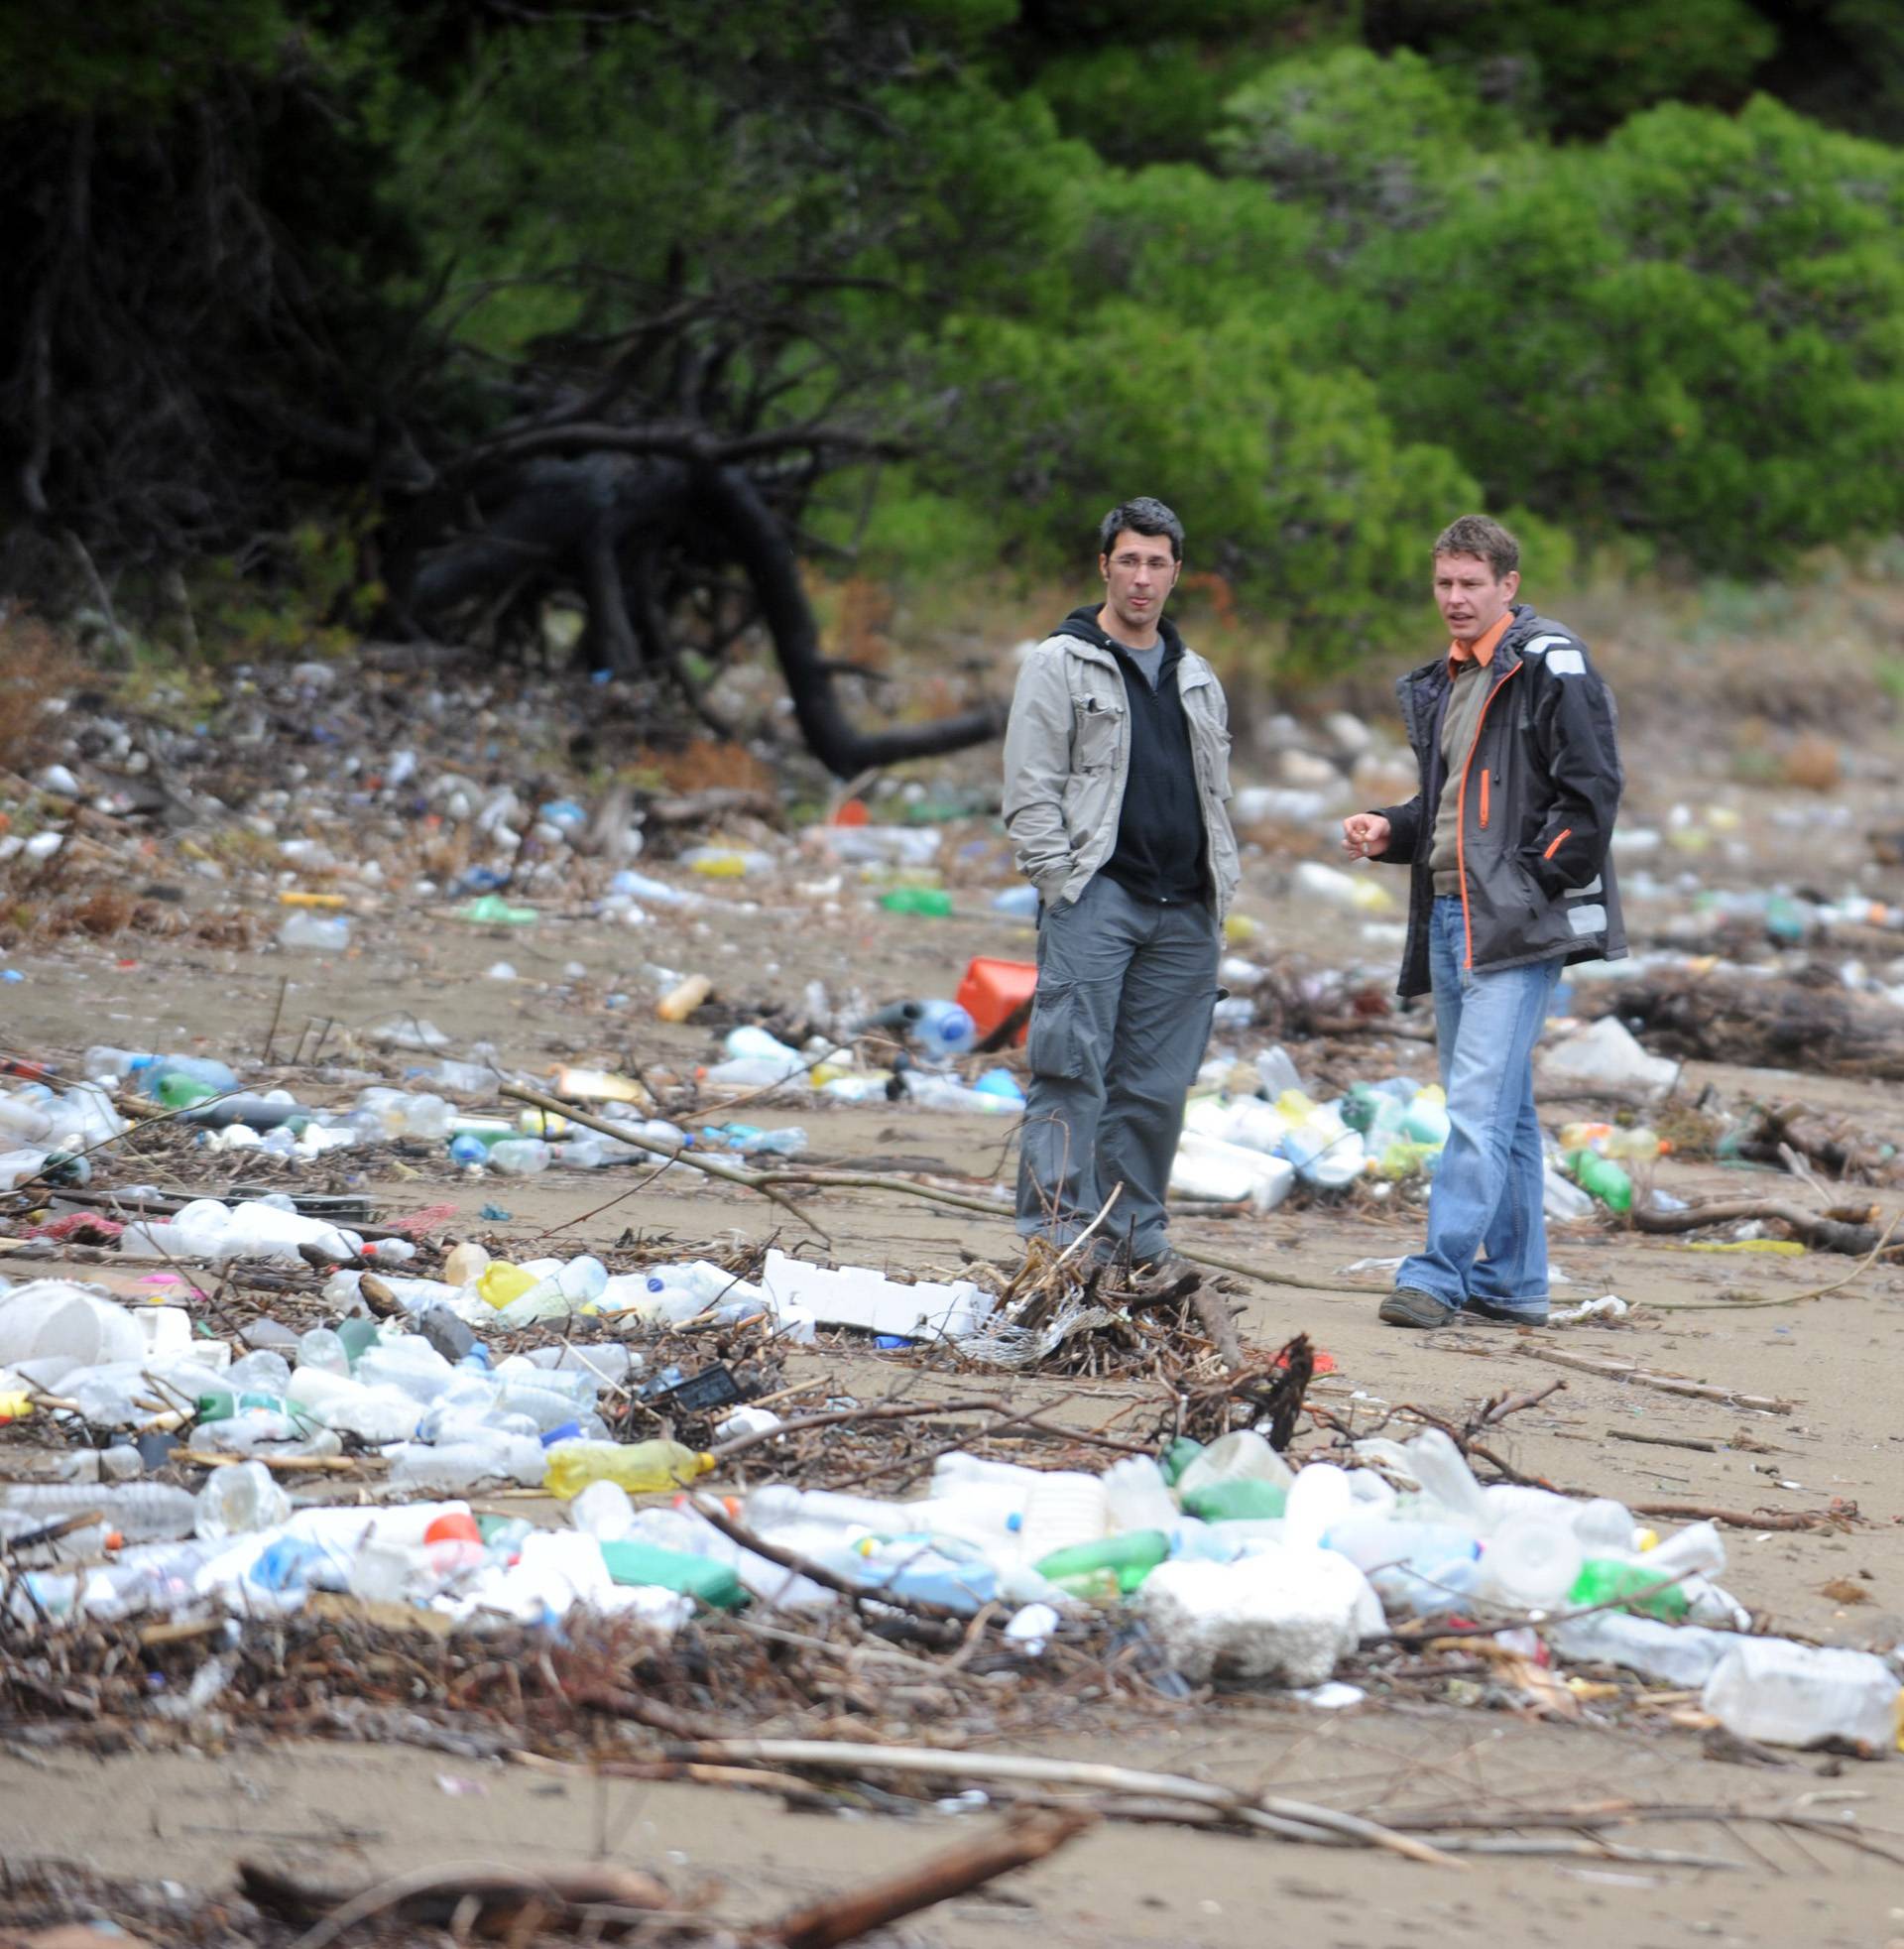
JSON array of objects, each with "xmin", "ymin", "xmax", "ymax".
[{"xmin": 1055, "ymin": 606, "xmax": 1207, "ymax": 908}]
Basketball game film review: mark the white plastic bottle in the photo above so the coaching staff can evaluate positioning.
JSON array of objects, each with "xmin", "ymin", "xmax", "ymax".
[
  {"xmin": 1477, "ymin": 1514, "xmax": 1584, "ymax": 1610},
  {"xmin": 1016, "ymin": 1471, "xmax": 1109, "ymax": 1564},
  {"xmin": 1702, "ymin": 1639, "xmax": 1901, "ymax": 1750}
]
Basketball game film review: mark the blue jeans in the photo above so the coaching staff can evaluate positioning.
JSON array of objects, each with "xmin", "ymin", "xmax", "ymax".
[{"xmin": 1396, "ymin": 897, "xmax": 1563, "ymax": 1320}]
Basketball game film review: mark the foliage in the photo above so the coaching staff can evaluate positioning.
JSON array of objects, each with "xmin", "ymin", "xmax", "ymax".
[
  {"xmin": 3, "ymin": 0, "xmax": 1904, "ymax": 685},
  {"xmin": 1335, "ymin": 95, "xmax": 1904, "ymax": 565}
]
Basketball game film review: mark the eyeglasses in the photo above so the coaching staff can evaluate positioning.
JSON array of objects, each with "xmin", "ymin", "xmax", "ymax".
[{"xmin": 1109, "ymin": 553, "xmax": 1176, "ymax": 572}]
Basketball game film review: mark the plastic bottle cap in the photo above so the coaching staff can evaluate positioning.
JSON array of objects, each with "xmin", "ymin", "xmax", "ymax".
[{"xmin": 424, "ymin": 1512, "xmax": 482, "ymax": 1545}]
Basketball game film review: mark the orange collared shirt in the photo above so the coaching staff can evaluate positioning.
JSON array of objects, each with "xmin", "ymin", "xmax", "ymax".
[{"xmin": 1447, "ymin": 610, "xmax": 1512, "ymax": 679}]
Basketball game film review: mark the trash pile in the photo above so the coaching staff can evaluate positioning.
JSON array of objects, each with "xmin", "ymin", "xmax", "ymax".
[{"xmin": 6, "ymin": 1263, "xmax": 1898, "ymax": 1756}]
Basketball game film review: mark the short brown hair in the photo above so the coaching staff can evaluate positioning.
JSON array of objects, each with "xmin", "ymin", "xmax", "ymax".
[{"xmin": 1434, "ymin": 515, "xmax": 1518, "ymax": 581}]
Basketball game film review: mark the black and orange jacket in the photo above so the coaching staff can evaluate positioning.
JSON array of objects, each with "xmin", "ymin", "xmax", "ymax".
[{"xmin": 1372, "ymin": 604, "xmax": 1627, "ymax": 1000}]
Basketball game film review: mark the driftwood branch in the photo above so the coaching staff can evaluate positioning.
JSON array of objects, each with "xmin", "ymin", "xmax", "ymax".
[
  {"xmin": 762, "ymin": 1809, "xmax": 1094, "ymax": 1949},
  {"xmin": 669, "ymin": 1740, "xmax": 1461, "ymax": 1869}
]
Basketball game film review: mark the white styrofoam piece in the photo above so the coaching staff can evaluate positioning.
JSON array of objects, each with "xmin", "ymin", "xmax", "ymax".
[{"xmin": 759, "ymin": 1249, "xmax": 993, "ymax": 1340}]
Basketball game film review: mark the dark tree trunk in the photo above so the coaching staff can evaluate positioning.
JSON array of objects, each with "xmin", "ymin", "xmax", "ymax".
[{"xmin": 395, "ymin": 453, "xmax": 1003, "ymax": 778}]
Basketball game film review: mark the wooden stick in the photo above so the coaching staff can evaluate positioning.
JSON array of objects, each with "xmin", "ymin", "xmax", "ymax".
[
  {"xmin": 1515, "ymin": 1345, "xmax": 1793, "ymax": 1413},
  {"xmin": 669, "ymin": 1740, "xmax": 1460, "ymax": 1869},
  {"xmin": 1606, "ymin": 1429, "xmax": 1720, "ymax": 1455},
  {"xmin": 503, "ymin": 1081, "xmax": 831, "ymax": 1243},
  {"xmin": 708, "ymin": 1397, "xmax": 1010, "ymax": 1465},
  {"xmin": 1628, "ymin": 1500, "xmax": 1844, "ymax": 1532},
  {"xmin": 764, "ymin": 1809, "xmax": 1094, "ymax": 1949}
]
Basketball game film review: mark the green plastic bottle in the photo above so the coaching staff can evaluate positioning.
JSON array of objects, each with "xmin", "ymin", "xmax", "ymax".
[
  {"xmin": 1159, "ymin": 1437, "xmax": 1204, "ymax": 1487},
  {"xmin": 1566, "ymin": 1149, "xmax": 1633, "ymax": 1214},
  {"xmin": 334, "ymin": 1318, "xmax": 382, "ymax": 1367},
  {"xmin": 599, "ymin": 1539, "xmax": 748, "ymax": 1610},
  {"xmin": 1567, "ymin": 1557, "xmax": 1691, "ymax": 1622},
  {"xmin": 1180, "ymin": 1479, "xmax": 1288, "ymax": 1523},
  {"xmin": 879, "ymin": 887, "xmax": 953, "ymax": 917},
  {"xmin": 153, "ymin": 1072, "xmax": 219, "ymax": 1109},
  {"xmin": 1033, "ymin": 1528, "xmax": 1170, "ymax": 1598}
]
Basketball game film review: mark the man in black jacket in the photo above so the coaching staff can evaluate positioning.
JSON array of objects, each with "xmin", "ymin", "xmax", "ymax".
[{"xmin": 1343, "ymin": 515, "xmax": 1625, "ymax": 1328}]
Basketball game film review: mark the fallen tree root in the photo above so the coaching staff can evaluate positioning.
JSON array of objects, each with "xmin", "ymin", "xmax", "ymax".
[{"xmin": 1633, "ymin": 1195, "xmax": 1880, "ymax": 1255}]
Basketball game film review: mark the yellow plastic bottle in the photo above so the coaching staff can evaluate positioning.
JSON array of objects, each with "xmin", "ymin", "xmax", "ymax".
[{"xmin": 543, "ymin": 1439, "xmax": 715, "ymax": 1500}]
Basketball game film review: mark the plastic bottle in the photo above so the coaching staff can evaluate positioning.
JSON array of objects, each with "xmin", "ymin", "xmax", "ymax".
[
  {"xmin": 1102, "ymin": 1456, "xmax": 1181, "ymax": 1534},
  {"xmin": 192, "ymin": 1460, "xmax": 292, "ymax": 1540},
  {"xmin": 1015, "ymin": 1471, "xmax": 1109, "ymax": 1564},
  {"xmin": 1181, "ymin": 1478, "xmax": 1288, "ymax": 1523},
  {"xmin": 879, "ymin": 887, "xmax": 952, "ymax": 917},
  {"xmin": 1603, "ymin": 1125, "xmax": 1666, "ymax": 1161},
  {"xmin": 1177, "ymin": 1431, "xmax": 1295, "ymax": 1500},
  {"xmin": 1542, "ymin": 1160, "xmax": 1596, "ymax": 1221},
  {"xmin": 1400, "ymin": 1427, "xmax": 1489, "ymax": 1529},
  {"xmin": 911, "ymin": 999, "xmax": 977, "ymax": 1056},
  {"xmin": 386, "ymin": 1434, "xmax": 547, "ymax": 1492},
  {"xmin": 1702, "ymin": 1639, "xmax": 1901, "ymax": 1750},
  {"xmin": 141, "ymin": 1053, "xmax": 240, "ymax": 1093},
  {"xmin": 84, "ymin": 1045, "xmax": 156, "ymax": 1080},
  {"xmin": 1478, "ymin": 1515, "xmax": 1584, "ymax": 1609},
  {"xmin": 542, "ymin": 1438, "xmax": 714, "ymax": 1500},
  {"xmin": 710, "ymin": 1124, "xmax": 810, "ymax": 1157},
  {"xmin": 1548, "ymin": 1613, "xmax": 1739, "ymax": 1687},
  {"xmin": 279, "ymin": 914, "xmax": 351, "ymax": 952},
  {"xmin": 285, "ymin": 1368, "xmax": 420, "ymax": 1443},
  {"xmin": 1567, "ymin": 1149, "xmax": 1633, "ymax": 1213},
  {"xmin": 1567, "ymin": 1557, "xmax": 1692, "ymax": 1622},
  {"xmin": 1321, "ymin": 1516, "xmax": 1483, "ymax": 1615},
  {"xmin": 487, "ymin": 1138, "xmax": 551, "ymax": 1175},
  {"xmin": 1034, "ymin": 1528, "xmax": 1169, "ymax": 1598},
  {"xmin": 656, "ymin": 974, "xmax": 713, "ymax": 1022},
  {"xmin": 356, "ymin": 1336, "xmax": 456, "ymax": 1405},
  {"xmin": 0, "ymin": 1481, "xmax": 199, "ymax": 1543},
  {"xmin": 296, "ymin": 1327, "xmax": 351, "ymax": 1376},
  {"xmin": 1401, "ymin": 1085, "xmax": 1451, "ymax": 1146}
]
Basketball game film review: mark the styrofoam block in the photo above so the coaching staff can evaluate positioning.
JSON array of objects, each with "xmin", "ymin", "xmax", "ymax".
[
  {"xmin": 759, "ymin": 1249, "xmax": 993, "ymax": 1340},
  {"xmin": 1134, "ymin": 1547, "xmax": 1372, "ymax": 1687}
]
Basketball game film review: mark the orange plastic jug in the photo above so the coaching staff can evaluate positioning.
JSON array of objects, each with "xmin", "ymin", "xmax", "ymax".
[{"xmin": 956, "ymin": 956, "xmax": 1037, "ymax": 1046}]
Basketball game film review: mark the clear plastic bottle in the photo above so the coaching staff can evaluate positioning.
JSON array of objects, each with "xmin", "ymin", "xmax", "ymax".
[
  {"xmin": 1400, "ymin": 1427, "xmax": 1489, "ymax": 1529},
  {"xmin": 279, "ymin": 914, "xmax": 351, "ymax": 952},
  {"xmin": 1176, "ymin": 1430, "xmax": 1295, "ymax": 1500},
  {"xmin": 296, "ymin": 1326, "xmax": 351, "ymax": 1375},
  {"xmin": 193, "ymin": 1460, "xmax": 292, "ymax": 1540},
  {"xmin": 1102, "ymin": 1456, "xmax": 1180, "ymax": 1534},
  {"xmin": 0, "ymin": 1481, "xmax": 198, "ymax": 1542},
  {"xmin": 84, "ymin": 1045, "xmax": 157, "ymax": 1080},
  {"xmin": 356, "ymin": 1336, "xmax": 455, "ymax": 1404},
  {"xmin": 1549, "ymin": 1612, "xmax": 1738, "ymax": 1686},
  {"xmin": 1702, "ymin": 1639, "xmax": 1900, "ymax": 1750},
  {"xmin": 487, "ymin": 1138, "xmax": 551, "ymax": 1175},
  {"xmin": 386, "ymin": 1433, "xmax": 547, "ymax": 1492}
]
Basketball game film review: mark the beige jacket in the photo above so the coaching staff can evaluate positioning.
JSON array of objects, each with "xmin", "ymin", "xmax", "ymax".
[{"xmin": 1002, "ymin": 625, "xmax": 1240, "ymax": 919}]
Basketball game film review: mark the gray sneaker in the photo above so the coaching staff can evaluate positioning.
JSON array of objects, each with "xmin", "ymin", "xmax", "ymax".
[
  {"xmin": 1463, "ymin": 1294, "xmax": 1549, "ymax": 1327},
  {"xmin": 1379, "ymin": 1285, "xmax": 1457, "ymax": 1329}
]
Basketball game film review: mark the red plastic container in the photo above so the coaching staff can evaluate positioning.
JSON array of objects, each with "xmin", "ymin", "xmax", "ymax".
[{"xmin": 956, "ymin": 956, "xmax": 1038, "ymax": 1046}]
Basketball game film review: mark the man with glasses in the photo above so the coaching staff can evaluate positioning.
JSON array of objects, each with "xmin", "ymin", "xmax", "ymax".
[{"xmin": 1003, "ymin": 497, "xmax": 1240, "ymax": 1276}]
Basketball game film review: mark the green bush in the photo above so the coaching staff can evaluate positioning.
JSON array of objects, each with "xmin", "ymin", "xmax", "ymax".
[{"xmin": 1335, "ymin": 96, "xmax": 1904, "ymax": 565}]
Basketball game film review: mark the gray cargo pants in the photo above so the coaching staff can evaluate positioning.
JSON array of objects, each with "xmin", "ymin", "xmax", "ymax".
[{"xmin": 1015, "ymin": 873, "xmax": 1220, "ymax": 1262}]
